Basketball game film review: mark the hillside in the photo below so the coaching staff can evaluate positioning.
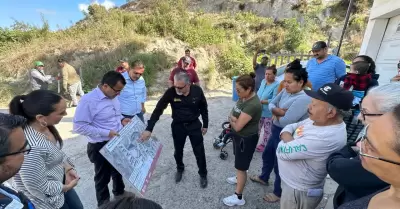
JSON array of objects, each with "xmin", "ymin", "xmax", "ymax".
[{"xmin": 0, "ymin": 0, "xmax": 372, "ymax": 105}]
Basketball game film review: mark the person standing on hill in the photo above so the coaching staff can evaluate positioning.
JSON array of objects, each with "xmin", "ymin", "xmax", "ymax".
[
  {"xmin": 168, "ymin": 56, "xmax": 200, "ymax": 88},
  {"xmin": 29, "ymin": 61, "xmax": 53, "ymax": 91},
  {"xmin": 177, "ymin": 49, "xmax": 197, "ymax": 70},
  {"xmin": 253, "ymin": 49, "xmax": 269, "ymax": 92},
  {"xmin": 118, "ymin": 60, "xmax": 147, "ymax": 123},
  {"xmin": 58, "ymin": 59, "xmax": 84, "ymax": 107},
  {"xmin": 140, "ymin": 72, "xmax": 209, "ymax": 189},
  {"xmin": 307, "ymin": 41, "xmax": 346, "ymax": 90}
]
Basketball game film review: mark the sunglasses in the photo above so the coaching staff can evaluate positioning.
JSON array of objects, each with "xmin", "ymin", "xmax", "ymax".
[
  {"xmin": 0, "ymin": 140, "xmax": 31, "ymax": 158},
  {"xmin": 357, "ymin": 124, "xmax": 400, "ymax": 166},
  {"xmin": 175, "ymin": 84, "xmax": 187, "ymax": 90}
]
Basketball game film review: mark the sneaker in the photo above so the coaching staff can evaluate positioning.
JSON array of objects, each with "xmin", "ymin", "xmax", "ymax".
[
  {"xmin": 226, "ymin": 176, "xmax": 237, "ymax": 185},
  {"xmin": 223, "ymin": 194, "xmax": 245, "ymax": 206}
]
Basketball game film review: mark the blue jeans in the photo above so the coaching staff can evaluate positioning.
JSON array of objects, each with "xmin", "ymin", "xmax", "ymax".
[
  {"xmin": 60, "ymin": 189, "xmax": 83, "ymax": 209},
  {"xmin": 259, "ymin": 124, "xmax": 283, "ymax": 197},
  {"xmin": 122, "ymin": 112, "xmax": 144, "ymax": 123}
]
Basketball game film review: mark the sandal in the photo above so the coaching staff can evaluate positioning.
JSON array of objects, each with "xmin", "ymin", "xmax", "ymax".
[
  {"xmin": 263, "ymin": 193, "xmax": 280, "ymax": 203},
  {"xmin": 249, "ymin": 175, "xmax": 267, "ymax": 185}
]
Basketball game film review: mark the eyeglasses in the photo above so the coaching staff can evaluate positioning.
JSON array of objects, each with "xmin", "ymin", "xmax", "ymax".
[
  {"xmin": 108, "ymin": 85, "xmax": 122, "ymax": 93},
  {"xmin": 359, "ymin": 108, "xmax": 383, "ymax": 121},
  {"xmin": 0, "ymin": 140, "xmax": 31, "ymax": 158},
  {"xmin": 357, "ymin": 124, "xmax": 400, "ymax": 166},
  {"xmin": 175, "ymin": 84, "xmax": 187, "ymax": 90}
]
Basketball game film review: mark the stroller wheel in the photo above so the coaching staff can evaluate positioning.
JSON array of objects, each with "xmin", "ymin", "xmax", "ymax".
[
  {"xmin": 213, "ymin": 141, "xmax": 221, "ymax": 149},
  {"xmin": 220, "ymin": 151, "xmax": 228, "ymax": 160}
]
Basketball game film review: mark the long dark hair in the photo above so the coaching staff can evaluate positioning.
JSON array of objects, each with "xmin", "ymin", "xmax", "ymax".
[
  {"xmin": 355, "ymin": 55, "xmax": 376, "ymax": 74},
  {"xmin": 285, "ymin": 59, "xmax": 308, "ymax": 87},
  {"xmin": 9, "ymin": 90, "xmax": 64, "ymax": 147}
]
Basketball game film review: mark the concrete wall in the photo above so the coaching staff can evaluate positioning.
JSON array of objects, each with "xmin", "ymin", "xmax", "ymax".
[{"xmin": 360, "ymin": 0, "xmax": 400, "ymax": 59}]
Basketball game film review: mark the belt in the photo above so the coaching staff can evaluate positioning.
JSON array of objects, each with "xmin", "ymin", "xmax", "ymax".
[{"xmin": 172, "ymin": 118, "xmax": 199, "ymax": 125}]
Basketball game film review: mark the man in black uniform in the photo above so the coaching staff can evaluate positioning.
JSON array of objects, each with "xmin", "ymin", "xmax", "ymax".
[{"xmin": 140, "ymin": 72, "xmax": 209, "ymax": 188}]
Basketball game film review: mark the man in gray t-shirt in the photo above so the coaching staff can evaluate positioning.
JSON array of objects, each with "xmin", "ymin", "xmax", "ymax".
[{"xmin": 252, "ymin": 50, "xmax": 269, "ymax": 91}]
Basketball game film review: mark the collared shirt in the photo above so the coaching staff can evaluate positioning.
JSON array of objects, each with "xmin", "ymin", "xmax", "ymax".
[
  {"xmin": 13, "ymin": 126, "xmax": 73, "ymax": 209},
  {"xmin": 307, "ymin": 55, "xmax": 346, "ymax": 90},
  {"xmin": 146, "ymin": 85, "xmax": 208, "ymax": 132},
  {"xmin": 73, "ymin": 87, "xmax": 124, "ymax": 143},
  {"xmin": 118, "ymin": 72, "xmax": 147, "ymax": 116},
  {"xmin": 61, "ymin": 63, "xmax": 81, "ymax": 91}
]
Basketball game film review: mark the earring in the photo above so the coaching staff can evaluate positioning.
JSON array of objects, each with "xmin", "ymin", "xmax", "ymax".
[{"xmin": 40, "ymin": 121, "xmax": 48, "ymax": 127}]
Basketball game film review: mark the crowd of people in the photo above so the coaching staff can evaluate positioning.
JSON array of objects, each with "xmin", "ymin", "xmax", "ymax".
[{"xmin": 1, "ymin": 42, "xmax": 400, "ymax": 209}]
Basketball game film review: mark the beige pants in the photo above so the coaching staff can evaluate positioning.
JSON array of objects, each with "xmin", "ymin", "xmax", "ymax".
[{"xmin": 280, "ymin": 181, "xmax": 323, "ymax": 209}]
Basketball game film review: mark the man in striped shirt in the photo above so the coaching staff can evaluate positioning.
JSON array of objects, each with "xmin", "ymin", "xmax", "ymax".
[
  {"xmin": 307, "ymin": 41, "xmax": 346, "ymax": 90},
  {"xmin": 0, "ymin": 113, "xmax": 35, "ymax": 209}
]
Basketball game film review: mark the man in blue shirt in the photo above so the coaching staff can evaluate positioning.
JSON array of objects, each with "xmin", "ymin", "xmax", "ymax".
[
  {"xmin": 253, "ymin": 49, "xmax": 269, "ymax": 92},
  {"xmin": 118, "ymin": 60, "xmax": 147, "ymax": 122},
  {"xmin": 0, "ymin": 113, "xmax": 35, "ymax": 209},
  {"xmin": 307, "ymin": 41, "xmax": 346, "ymax": 90}
]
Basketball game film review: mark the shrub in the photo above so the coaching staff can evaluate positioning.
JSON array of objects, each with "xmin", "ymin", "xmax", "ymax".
[
  {"xmin": 80, "ymin": 44, "xmax": 173, "ymax": 92},
  {"xmin": 217, "ymin": 43, "xmax": 252, "ymax": 78}
]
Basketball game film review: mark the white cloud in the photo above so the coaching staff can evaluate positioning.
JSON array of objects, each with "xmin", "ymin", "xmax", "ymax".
[
  {"xmin": 36, "ymin": 9, "xmax": 57, "ymax": 15},
  {"xmin": 78, "ymin": 0, "xmax": 116, "ymax": 13}
]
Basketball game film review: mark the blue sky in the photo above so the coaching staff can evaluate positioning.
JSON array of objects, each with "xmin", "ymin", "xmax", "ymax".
[{"xmin": 0, "ymin": 0, "xmax": 127, "ymax": 30}]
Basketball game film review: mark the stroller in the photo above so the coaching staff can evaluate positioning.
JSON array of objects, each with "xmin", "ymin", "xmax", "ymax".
[{"xmin": 212, "ymin": 122, "xmax": 235, "ymax": 160}]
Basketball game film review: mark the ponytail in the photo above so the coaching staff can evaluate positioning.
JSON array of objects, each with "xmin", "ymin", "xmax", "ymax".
[
  {"xmin": 9, "ymin": 95, "xmax": 28, "ymax": 119},
  {"xmin": 249, "ymin": 72, "xmax": 256, "ymax": 79},
  {"xmin": 8, "ymin": 90, "xmax": 64, "ymax": 147}
]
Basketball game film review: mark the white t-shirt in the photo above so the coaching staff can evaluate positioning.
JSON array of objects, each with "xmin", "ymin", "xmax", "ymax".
[{"xmin": 277, "ymin": 118, "xmax": 346, "ymax": 191}]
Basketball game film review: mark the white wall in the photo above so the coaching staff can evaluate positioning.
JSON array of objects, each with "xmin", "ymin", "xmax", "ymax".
[{"xmin": 359, "ymin": 0, "xmax": 400, "ymax": 83}]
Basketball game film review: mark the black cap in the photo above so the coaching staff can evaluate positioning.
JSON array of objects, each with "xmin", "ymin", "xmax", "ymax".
[
  {"xmin": 312, "ymin": 41, "xmax": 328, "ymax": 51},
  {"xmin": 304, "ymin": 83, "xmax": 354, "ymax": 111}
]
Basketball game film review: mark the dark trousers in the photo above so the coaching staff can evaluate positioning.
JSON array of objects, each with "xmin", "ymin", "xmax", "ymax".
[
  {"xmin": 259, "ymin": 124, "xmax": 283, "ymax": 197},
  {"xmin": 122, "ymin": 113, "xmax": 144, "ymax": 123},
  {"xmin": 60, "ymin": 189, "xmax": 84, "ymax": 209},
  {"xmin": 171, "ymin": 119, "xmax": 207, "ymax": 177},
  {"xmin": 87, "ymin": 142, "xmax": 125, "ymax": 207}
]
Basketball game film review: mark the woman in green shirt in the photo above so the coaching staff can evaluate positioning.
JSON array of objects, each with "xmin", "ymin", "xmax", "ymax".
[{"xmin": 223, "ymin": 73, "xmax": 262, "ymax": 207}]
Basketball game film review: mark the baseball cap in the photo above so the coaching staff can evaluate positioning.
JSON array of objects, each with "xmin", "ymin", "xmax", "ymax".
[
  {"xmin": 312, "ymin": 41, "xmax": 328, "ymax": 51},
  {"xmin": 34, "ymin": 61, "xmax": 44, "ymax": 67},
  {"xmin": 304, "ymin": 83, "xmax": 354, "ymax": 111},
  {"xmin": 118, "ymin": 58, "xmax": 129, "ymax": 63},
  {"xmin": 262, "ymin": 54, "xmax": 269, "ymax": 59}
]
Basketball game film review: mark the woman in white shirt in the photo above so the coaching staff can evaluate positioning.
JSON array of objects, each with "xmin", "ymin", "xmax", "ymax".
[{"xmin": 9, "ymin": 90, "xmax": 83, "ymax": 209}]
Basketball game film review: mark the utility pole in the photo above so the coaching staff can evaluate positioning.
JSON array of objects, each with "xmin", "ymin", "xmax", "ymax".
[{"xmin": 336, "ymin": 0, "xmax": 354, "ymax": 57}]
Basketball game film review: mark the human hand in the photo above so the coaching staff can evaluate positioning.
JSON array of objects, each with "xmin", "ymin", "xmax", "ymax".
[
  {"xmin": 391, "ymin": 75, "xmax": 400, "ymax": 82},
  {"xmin": 280, "ymin": 132, "xmax": 294, "ymax": 142},
  {"xmin": 230, "ymin": 116, "xmax": 238, "ymax": 123},
  {"xmin": 140, "ymin": 130, "xmax": 152, "ymax": 141},
  {"xmin": 63, "ymin": 178, "xmax": 79, "ymax": 192},
  {"xmin": 108, "ymin": 130, "xmax": 119, "ymax": 138},
  {"xmin": 201, "ymin": 128, "xmax": 208, "ymax": 135},
  {"xmin": 65, "ymin": 169, "xmax": 79, "ymax": 184},
  {"xmin": 121, "ymin": 118, "xmax": 131, "ymax": 126},
  {"xmin": 261, "ymin": 100, "xmax": 268, "ymax": 104}
]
